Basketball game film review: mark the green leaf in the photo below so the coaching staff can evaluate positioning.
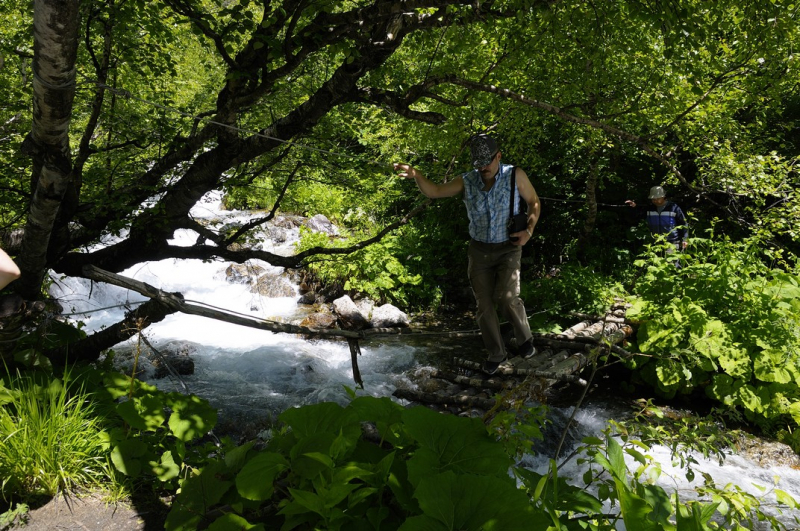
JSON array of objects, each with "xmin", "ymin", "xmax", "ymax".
[
  {"xmin": 280, "ymin": 402, "xmax": 359, "ymax": 439},
  {"xmin": 235, "ymin": 452, "xmax": 289, "ymax": 501},
  {"xmin": 348, "ymin": 396, "xmax": 406, "ymax": 446},
  {"xmin": 284, "ymin": 488, "xmax": 326, "ymax": 517},
  {"xmin": 403, "ymin": 406, "xmax": 512, "ymax": 486},
  {"xmin": 775, "ymin": 489, "xmax": 798, "ymax": 508},
  {"xmin": 753, "ymin": 348, "xmax": 793, "ymax": 383},
  {"xmin": 606, "ymin": 436, "xmax": 628, "ymax": 484},
  {"xmin": 717, "ymin": 345, "xmax": 751, "ymax": 379},
  {"xmin": 656, "ymin": 361, "xmax": 685, "ymax": 387},
  {"xmin": 207, "ymin": 513, "xmax": 264, "ymax": 530},
  {"xmin": 615, "ymin": 479, "xmax": 664, "ymax": 531},
  {"xmin": 110, "ymin": 438, "xmax": 148, "ymax": 477},
  {"xmin": 151, "ymin": 450, "xmax": 181, "ymax": 482},
  {"xmin": 165, "ymin": 462, "xmax": 232, "ymax": 531},
  {"xmin": 303, "ymin": 451, "xmax": 335, "ymax": 469},
  {"xmin": 116, "ymin": 400, "xmax": 147, "ymax": 431},
  {"xmin": 224, "ymin": 441, "xmax": 255, "ymax": 473},
  {"xmin": 736, "ymin": 384, "xmax": 763, "ymax": 413},
  {"xmin": 640, "ymin": 484, "xmax": 672, "ymax": 525},
  {"xmin": 406, "ymin": 471, "xmax": 546, "ymax": 531},
  {"xmin": 166, "ymin": 393, "xmax": 217, "ymax": 442},
  {"xmin": 117, "ymin": 395, "xmax": 167, "ymax": 432}
]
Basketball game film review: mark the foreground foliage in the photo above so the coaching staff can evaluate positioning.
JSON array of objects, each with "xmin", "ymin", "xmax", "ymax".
[
  {"xmin": 2, "ymin": 363, "xmax": 798, "ymax": 529},
  {"xmin": 160, "ymin": 394, "xmax": 797, "ymax": 530}
]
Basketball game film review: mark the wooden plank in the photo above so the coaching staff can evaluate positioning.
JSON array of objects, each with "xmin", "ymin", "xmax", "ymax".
[
  {"xmin": 392, "ymin": 388, "xmax": 496, "ymax": 410},
  {"xmin": 430, "ymin": 369, "xmax": 508, "ymax": 390},
  {"xmin": 453, "ymin": 357, "xmax": 588, "ymax": 385}
]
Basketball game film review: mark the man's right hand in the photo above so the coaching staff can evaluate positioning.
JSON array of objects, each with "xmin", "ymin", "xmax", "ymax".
[
  {"xmin": 625, "ymin": 200, "xmax": 636, "ymax": 208},
  {"xmin": 392, "ymin": 163, "xmax": 464, "ymax": 199},
  {"xmin": 393, "ymin": 163, "xmax": 419, "ymax": 180}
]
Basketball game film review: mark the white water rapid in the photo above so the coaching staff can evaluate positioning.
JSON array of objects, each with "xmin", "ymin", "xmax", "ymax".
[{"xmin": 49, "ymin": 191, "xmax": 800, "ymax": 528}]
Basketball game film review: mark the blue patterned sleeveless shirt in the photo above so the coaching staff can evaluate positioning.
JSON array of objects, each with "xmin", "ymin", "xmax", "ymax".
[{"xmin": 462, "ymin": 164, "xmax": 523, "ymax": 243}]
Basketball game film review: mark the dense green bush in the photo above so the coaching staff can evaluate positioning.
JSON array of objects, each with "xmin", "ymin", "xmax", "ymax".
[
  {"xmin": 522, "ymin": 263, "xmax": 628, "ymax": 328},
  {"xmin": 0, "ymin": 363, "xmax": 219, "ymax": 509},
  {"xmin": 626, "ymin": 232, "xmax": 800, "ymax": 435}
]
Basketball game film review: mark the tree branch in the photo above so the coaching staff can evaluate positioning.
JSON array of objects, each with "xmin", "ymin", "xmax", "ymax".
[
  {"xmin": 223, "ymin": 161, "xmax": 302, "ymax": 246},
  {"xmin": 432, "ymin": 75, "xmax": 704, "ymax": 195}
]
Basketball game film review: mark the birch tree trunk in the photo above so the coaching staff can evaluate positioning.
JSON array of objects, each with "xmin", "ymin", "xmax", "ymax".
[{"xmin": 17, "ymin": 0, "xmax": 80, "ymax": 298}]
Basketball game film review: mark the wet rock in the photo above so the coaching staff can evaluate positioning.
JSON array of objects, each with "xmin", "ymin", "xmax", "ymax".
[
  {"xmin": 251, "ymin": 273, "xmax": 296, "ymax": 297},
  {"xmin": 273, "ymin": 215, "xmax": 303, "ymax": 229},
  {"xmin": 297, "ymin": 292, "xmax": 316, "ymax": 305},
  {"xmin": 444, "ymin": 384, "xmax": 462, "ymax": 395},
  {"xmin": 417, "ymin": 376, "xmax": 450, "ymax": 394},
  {"xmin": 333, "ymin": 295, "xmax": 369, "ymax": 331},
  {"xmin": 300, "ymin": 311, "xmax": 337, "ymax": 330},
  {"xmin": 734, "ymin": 433, "xmax": 800, "ymax": 468},
  {"xmin": 151, "ymin": 342, "xmax": 197, "ymax": 379},
  {"xmin": 285, "ymin": 269, "xmax": 303, "ymax": 284},
  {"xmin": 225, "ymin": 263, "xmax": 265, "ymax": 284},
  {"xmin": 267, "ymin": 227, "xmax": 289, "ymax": 244},
  {"xmin": 371, "ymin": 304, "xmax": 409, "ymax": 328},
  {"xmin": 316, "ymin": 284, "xmax": 344, "ymax": 303},
  {"xmin": 153, "ymin": 354, "xmax": 195, "ymax": 379}
]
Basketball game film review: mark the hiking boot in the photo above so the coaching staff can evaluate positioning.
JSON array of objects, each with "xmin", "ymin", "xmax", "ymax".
[
  {"xmin": 481, "ymin": 356, "xmax": 507, "ymax": 376},
  {"xmin": 518, "ymin": 338, "xmax": 536, "ymax": 359}
]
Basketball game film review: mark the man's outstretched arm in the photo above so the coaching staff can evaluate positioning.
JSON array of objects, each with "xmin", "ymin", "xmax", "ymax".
[{"xmin": 394, "ymin": 163, "xmax": 464, "ymax": 199}]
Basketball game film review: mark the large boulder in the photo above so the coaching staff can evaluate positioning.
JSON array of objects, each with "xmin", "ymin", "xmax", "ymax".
[
  {"xmin": 225, "ymin": 263, "xmax": 265, "ymax": 284},
  {"xmin": 371, "ymin": 304, "xmax": 410, "ymax": 329},
  {"xmin": 355, "ymin": 299, "xmax": 374, "ymax": 320},
  {"xmin": 153, "ymin": 354, "xmax": 195, "ymax": 379},
  {"xmin": 333, "ymin": 295, "xmax": 369, "ymax": 331},
  {"xmin": 251, "ymin": 273, "xmax": 297, "ymax": 298},
  {"xmin": 273, "ymin": 215, "xmax": 303, "ymax": 230},
  {"xmin": 305, "ymin": 214, "xmax": 339, "ymax": 236},
  {"xmin": 152, "ymin": 342, "xmax": 196, "ymax": 379}
]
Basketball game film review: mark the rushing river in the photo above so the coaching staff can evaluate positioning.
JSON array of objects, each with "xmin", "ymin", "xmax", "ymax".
[{"xmin": 49, "ymin": 192, "xmax": 800, "ymax": 529}]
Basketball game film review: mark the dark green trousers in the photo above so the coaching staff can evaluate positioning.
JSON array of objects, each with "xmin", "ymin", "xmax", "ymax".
[{"xmin": 467, "ymin": 240, "xmax": 532, "ymax": 362}]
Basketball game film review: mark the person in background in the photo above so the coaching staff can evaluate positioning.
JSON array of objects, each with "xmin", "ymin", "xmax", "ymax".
[
  {"xmin": 0, "ymin": 248, "xmax": 20, "ymax": 290},
  {"xmin": 394, "ymin": 134, "xmax": 541, "ymax": 375},
  {"xmin": 626, "ymin": 185, "xmax": 689, "ymax": 256}
]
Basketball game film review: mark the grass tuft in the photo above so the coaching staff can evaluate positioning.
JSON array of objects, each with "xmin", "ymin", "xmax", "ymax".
[{"xmin": 0, "ymin": 371, "xmax": 111, "ymax": 500}]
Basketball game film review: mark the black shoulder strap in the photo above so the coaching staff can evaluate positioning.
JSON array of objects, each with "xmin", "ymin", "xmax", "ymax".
[
  {"xmin": 508, "ymin": 166, "xmax": 526, "ymax": 216},
  {"xmin": 509, "ymin": 166, "xmax": 517, "ymax": 218}
]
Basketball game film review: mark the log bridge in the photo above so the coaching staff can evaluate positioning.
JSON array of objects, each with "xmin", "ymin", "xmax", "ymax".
[{"xmin": 392, "ymin": 303, "xmax": 634, "ymax": 415}]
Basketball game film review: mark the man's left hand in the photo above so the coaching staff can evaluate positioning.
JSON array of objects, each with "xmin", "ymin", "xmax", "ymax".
[{"xmin": 510, "ymin": 230, "xmax": 532, "ymax": 246}]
